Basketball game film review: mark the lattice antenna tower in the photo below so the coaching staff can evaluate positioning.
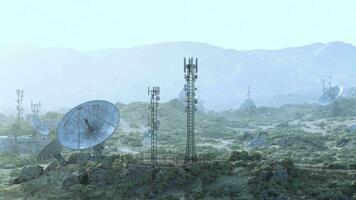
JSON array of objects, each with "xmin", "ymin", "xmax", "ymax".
[
  {"xmin": 184, "ymin": 57, "xmax": 198, "ymax": 164},
  {"xmin": 31, "ymin": 101, "xmax": 41, "ymax": 117},
  {"xmin": 16, "ymin": 89, "xmax": 24, "ymax": 139},
  {"xmin": 148, "ymin": 86, "xmax": 160, "ymax": 166}
]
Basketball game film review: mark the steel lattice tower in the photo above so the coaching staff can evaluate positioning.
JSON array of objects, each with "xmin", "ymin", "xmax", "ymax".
[
  {"xmin": 16, "ymin": 89, "xmax": 24, "ymax": 139},
  {"xmin": 148, "ymin": 86, "xmax": 160, "ymax": 166},
  {"xmin": 184, "ymin": 58, "xmax": 198, "ymax": 164},
  {"xmin": 31, "ymin": 101, "xmax": 41, "ymax": 117}
]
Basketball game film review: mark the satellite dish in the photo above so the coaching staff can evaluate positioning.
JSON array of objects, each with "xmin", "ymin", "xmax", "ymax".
[
  {"xmin": 349, "ymin": 124, "xmax": 356, "ymax": 131},
  {"xmin": 319, "ymin": 86, "xmax": 343, "ymax": 106},
  {"xmin": 30, "ymin": 117, "xmax": 50, "ymax": 135},
  {"xmin": 57, "ymin": 100, "xmax": 120, "ymax": 150},
  {"xmin": 37, "ymin": 139, "xmax": 64, "ymax": 164}
]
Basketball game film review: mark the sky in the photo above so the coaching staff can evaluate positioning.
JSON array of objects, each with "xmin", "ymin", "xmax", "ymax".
[{"xmin": 0, "ymin": 0, "xmax": 355, "ymax": 51}]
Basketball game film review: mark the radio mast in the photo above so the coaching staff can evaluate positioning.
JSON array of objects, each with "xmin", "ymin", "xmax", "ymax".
[
  {"xmin": 16, "ymin": 89, "xmax": 24, "ymax": 139},
  {"xmin": 148, "ymin": 86, "xmax": 160, "ymax": 166},
  {"xmin": 184, "ymin": 58, "xmax": 198, "ymax": 164}
]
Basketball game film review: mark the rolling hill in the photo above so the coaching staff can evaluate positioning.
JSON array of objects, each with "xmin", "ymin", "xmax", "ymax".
[{"xmin": 0, "ymin": 41, "xmax": 356, "ymax": 112}]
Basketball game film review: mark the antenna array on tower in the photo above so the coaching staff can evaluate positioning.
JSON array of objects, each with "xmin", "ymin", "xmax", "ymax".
[{"xmin": 31, "ymin": 101, "xmax": 41, "ymax": 117}]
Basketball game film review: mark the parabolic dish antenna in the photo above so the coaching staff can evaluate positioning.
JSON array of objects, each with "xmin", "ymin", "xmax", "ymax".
[
  {"xmin": 57, "ymin": 100, "xmax": 120, "ymax": 150},
  {"xmin": 349, "ymin": 124, "xmax": 356, "ymax": 131},
  {"xmin": 30, "ymin": 117, "xmax": 50, "ymax": 135},
  {"xmin": 318, "ymin": 86, "xmax": 343, "ymax": 106},
  {"xmin": 37, "ymin": 140, "xmax": 63, "ymax": 162}
]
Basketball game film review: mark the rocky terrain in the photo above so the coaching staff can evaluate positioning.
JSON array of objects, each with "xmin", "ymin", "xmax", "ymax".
[{"xmin": 1, "ymin": 97, "xmax": 356, "ymax": 199}]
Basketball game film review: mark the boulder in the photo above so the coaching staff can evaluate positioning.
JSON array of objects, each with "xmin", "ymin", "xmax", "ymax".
[
  {"xmin": 229, "ymin": 150, "xmax": 249, "ymax": 162},
  {"xmin": 13, "ymin": 165, "xmax": 43, "ymax": 184},
  {"xmin": 78, "ymin": 168, "xmax": 89, "ymax": 185}
]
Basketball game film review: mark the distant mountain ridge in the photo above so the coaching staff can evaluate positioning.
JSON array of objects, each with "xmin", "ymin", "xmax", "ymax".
[{"xmin": 0, "ymin": 41, "xmax": 356, "ymax": 112}]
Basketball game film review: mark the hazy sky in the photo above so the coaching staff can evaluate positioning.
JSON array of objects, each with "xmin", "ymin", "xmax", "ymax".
[{"xmin": 0, "ymin": 0, "xmax": 355, "ymax": 50}]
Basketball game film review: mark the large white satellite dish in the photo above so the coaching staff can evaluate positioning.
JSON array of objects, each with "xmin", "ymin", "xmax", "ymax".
[
  {"xmin": 57, "ymin": 100, "xmax": 120, "ymax": 150},
  {"xmin": 318, "ymin": 86, "xmax": 343, "ymax": 106},
  {"xmin": 37, "ymin": 100, "xmax": 120, "ymax": 164}
]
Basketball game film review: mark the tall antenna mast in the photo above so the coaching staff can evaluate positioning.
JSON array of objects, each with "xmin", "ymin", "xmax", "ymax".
[
  {"xmin": 247, "ymin": 85, "xmax": 251, "ymax": 100},
  {"xmin": 16, "ymin": 89, "xmax": 24, "ymax": 139},
  {"xmin": 184, "ymin": 57, "xmax": 198, "ymax": 164},
  {"xmin": 148, "ymin": 86, "xmax": 160, "ymax": 166},
  {"xmin": 31, "ymin": 101, "xmax": 41, "ymax": 117}
]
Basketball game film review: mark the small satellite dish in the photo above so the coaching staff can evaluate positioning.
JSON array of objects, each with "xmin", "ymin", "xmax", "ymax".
[
  {"xmin": 57, "ymin": 100, "xmax": 120, "ymax": 150},
  {"xmin": 319, "ymin": 86, "xmax": 343, "ymax": 106},
  {"xmin": 30, "ymin": 117, "xmax": 50, "ymax": 135}
]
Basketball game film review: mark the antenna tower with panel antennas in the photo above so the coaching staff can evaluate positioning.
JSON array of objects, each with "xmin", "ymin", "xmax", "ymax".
[
  {"xmin": 184, "ymin": 57, "xmax": 198, "ymax": 164},
  {"xmin": 37, "ymin": 100, "xmax": 120, "ymax": 164},
  {"xmin": 148, "ymin": 86, "xmax": 160, "ymax": 166},
  {"xmin": 16, "ymin": 89, "xmax": 24, "ymax": 140},
  {"xmin": 239, "ymin": 85, "xmax": 256, "ymax": 112},
  {"xmin": 31, "ymin": 101, "xmax": 41, "ymax": 117}
]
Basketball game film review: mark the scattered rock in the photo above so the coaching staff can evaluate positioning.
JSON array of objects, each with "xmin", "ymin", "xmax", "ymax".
[
  {"xmin": 229, "ymin": 150, "xmax": 249, "ymax": 162},
  {"xmin": 240, "ymin": 132, "xmax": 253, "ymax": 141},
  {"xmin": 67, "ymin": 152, "xmax": 91, "ymax": 165},
  {"xmin": 13, "ymin": 165, "xmax": 43, "ymax": 184},
  {"xmin": 78, "ymin": 168, "xmax": 89, "ymax": 185},
  {"xmin": 336, "ymin": 138, "xmax": 350, "ymax": 147}
]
